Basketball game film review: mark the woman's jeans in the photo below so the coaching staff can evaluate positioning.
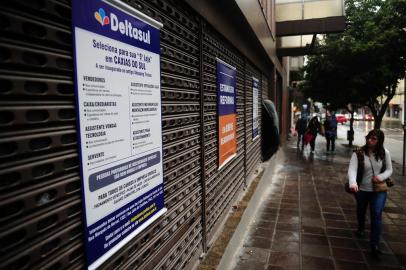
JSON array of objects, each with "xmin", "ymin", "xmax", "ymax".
[{"xmin": 355, "ymin": 190, "xmax": 387, "ymax": 248}]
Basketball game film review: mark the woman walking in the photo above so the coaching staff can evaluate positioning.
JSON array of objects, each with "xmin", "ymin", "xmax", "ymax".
[
  {"xmin": 324, "ymin": 113, "xmax": 337, "ymax": 154},
  {"xmin": 295, "ymin": 116, "xmax": 307, "ymax": 150},
  {"xmin": 347, "ymin": 129, "xmax": 393, "ymax": 256},
  {"xmin": 305, "ymin": 116, "xmax": 320, "ymax": 153}
]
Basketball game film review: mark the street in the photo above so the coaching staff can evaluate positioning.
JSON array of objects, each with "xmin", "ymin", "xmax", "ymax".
[{"xmin": 337, "ymin": 120, "xmax": 405, "ymax": 165}]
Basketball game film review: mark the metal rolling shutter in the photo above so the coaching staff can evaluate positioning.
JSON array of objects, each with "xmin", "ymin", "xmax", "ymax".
[
  {"xmin": 100, "ymin": 1, "xmax": 203, "ymax": 269},
  {"xmin": 201, "ymin": 23, "xmax": 246, "ymax": 244},
  {"xmin": 0, "ymin": 0, "xmax": 272, "ymax": 269},
  {"xmin": 0, "ymin": 0, "xmax": 204, "ymax": 269},
  {"xmin": 0, "ymin": 1, "xmax": 85, "ymax": 269},
  {"xmin": 245, "ymin": 63, "xmax": 262, "ymax": 177}
]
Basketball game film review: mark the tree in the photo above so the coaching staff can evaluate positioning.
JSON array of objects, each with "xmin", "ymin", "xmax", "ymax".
[
  {"xmin": 300, "ymin": 36, "xmax": 365, "ymax": 145},
  {"xmin": 300, "ymin": 0, "xmax": 406, "ymax": 129}
]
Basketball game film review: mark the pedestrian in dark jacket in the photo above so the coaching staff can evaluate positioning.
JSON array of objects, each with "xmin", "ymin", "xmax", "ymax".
[
  {"xmin": 305, "ymin": 116, "xmax": 319, "ymax": 153},
  {"xmin": 324, "ymin": 113, "xmax": 337, "ymax": 154},
  {"xmin": 295, "ymin": 116, "xmax": 307, "ymax": 149}
]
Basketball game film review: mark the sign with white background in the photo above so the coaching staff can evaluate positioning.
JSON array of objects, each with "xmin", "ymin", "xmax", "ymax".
[{"xmin": 72, "ymin": 0, "xmax": 165, "ymax": 268}]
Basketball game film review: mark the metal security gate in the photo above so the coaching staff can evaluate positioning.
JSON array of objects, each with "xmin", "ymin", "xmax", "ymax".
[
  {"xmin": 99, "ymin": 1, "xmax": 203, "ymax": 269},
  {"xmin": 201, "ymin": 22, "xmax": 246, "ymax": 244},
  {"xmin": 245, "ymin": 63, "xmax": 262, "ymax": 180},
  {"xmin": 0, "ymin": 0, "xmax": 274, "ymax": 269},
  {"xmin": 0, "ymin": 0, "xmax": 85, "ymax": 269}
]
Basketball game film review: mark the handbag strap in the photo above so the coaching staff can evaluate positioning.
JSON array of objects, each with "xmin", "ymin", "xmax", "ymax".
[
  {"xmin": 367, "ymin": 156, "xmax": 375, "ymax": 176},
  {"xmin": 368, "ymin": 156, "xmax": 375, "ymax": 176},
  {"xmin": 381, "ymin": 153, "xmax": 386, "ymax": 173},
  {"xmin": 369, "ymin": 153, "xmax": 387, "ymax": 175}
]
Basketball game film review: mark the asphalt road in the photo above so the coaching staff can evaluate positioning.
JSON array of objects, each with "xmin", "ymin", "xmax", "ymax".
[{"xmin": 337, "ymin": 120, "xmax": 406, "ymax": 165}]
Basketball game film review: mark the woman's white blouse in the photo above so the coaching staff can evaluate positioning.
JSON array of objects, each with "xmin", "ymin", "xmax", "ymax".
[{"xmin": 348, "ymin": 149, "xmax": 393, "ymax": 192}]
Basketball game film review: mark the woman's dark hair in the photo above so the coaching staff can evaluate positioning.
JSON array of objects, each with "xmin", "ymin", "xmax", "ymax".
[{"xmin": 362, "ymin": 129, "xmax": 385, "ymax": 160}]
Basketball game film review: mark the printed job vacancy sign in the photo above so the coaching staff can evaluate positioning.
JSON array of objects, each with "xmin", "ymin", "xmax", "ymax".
[
  {"xmin": 72, "ymin": 0, "xmax": 165, "ymax": 269},
  {"xmin": 217, "ymin": 59, "xmax": 237, "ymax": 169},
  {"xmin": 252, "ymin": 77, "xmax": 259, "ymax": 140}
]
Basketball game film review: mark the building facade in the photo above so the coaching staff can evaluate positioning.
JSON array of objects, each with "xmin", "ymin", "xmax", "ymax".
[{"xmin": 0, "ymin": 1, "xmax": 286, "ymax": 269}]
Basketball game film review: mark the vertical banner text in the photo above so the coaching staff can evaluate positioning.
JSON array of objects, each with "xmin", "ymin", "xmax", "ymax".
[
  {"xmin": 217, "ymin": 59, "xmax": 237, "ymax": 169},
  {"xmin": 252, "ymin": 77, "xmax": 259, "ymax": 139}
]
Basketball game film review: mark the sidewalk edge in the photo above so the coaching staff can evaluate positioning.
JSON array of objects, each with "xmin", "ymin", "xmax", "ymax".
[{"xmin": 217, "ymin": 148, "xmax": 284, "ymax": 270}]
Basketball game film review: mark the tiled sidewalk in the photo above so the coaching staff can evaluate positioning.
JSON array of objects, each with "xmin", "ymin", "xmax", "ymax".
[{"xmin": 233, "ymin": 138, "xmax": 406, "ymax": 270}]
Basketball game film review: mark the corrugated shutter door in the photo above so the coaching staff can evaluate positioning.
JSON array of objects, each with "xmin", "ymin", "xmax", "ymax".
[
  {"xmin": 245, "ymin": 63, "xmax": 262, "ymax": 177},
  {"xmin": 0, "ymin": 0, "xmax": 204, "ymax": 269},
  {"xmin": 202, "ymin": 23, "xmax": 246, "ymax": 244},
  {"xmin": 0, "ymin": 1, "xmax": 85, "ymax": 269},
  {"xmin": 100, "ymin": 1, "xmax": 203, "ymax": 269},
  {"xmin": 0, "ymin": 0, "xmax": 273, "ymax": 269}
]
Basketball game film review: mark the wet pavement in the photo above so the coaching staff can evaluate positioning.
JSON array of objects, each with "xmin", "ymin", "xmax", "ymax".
[{"xmin": 232, "ymin": 137, "xmax": 406, "ymax": 270}]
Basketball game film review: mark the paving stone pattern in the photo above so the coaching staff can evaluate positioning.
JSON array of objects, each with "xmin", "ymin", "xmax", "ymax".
[{"xmin": 233, "ymin": 138, "xmax": 406, "ymax": 270}]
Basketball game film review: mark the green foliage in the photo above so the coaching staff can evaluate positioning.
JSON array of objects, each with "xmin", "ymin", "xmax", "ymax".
[
  {"xmin": 299, "ymin": 0, "xmax": 406, "ymax": 127},
  {"xmin": 290, "ymin": 70, "xmax": 304, "ymax": 83}
]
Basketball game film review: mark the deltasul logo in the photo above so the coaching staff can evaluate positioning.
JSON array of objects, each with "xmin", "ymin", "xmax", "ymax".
[
  {"xmin": 94, "ymin": 7, "xmax": 151, "ymax": 44},
  {"xmin": 95, "ymin": 8, "xmax": 110, "ymax": 26}
]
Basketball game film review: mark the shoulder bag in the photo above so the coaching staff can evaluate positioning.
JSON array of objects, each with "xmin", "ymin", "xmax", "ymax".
[{"xmin": 368, "ymin": 156, "xmax": 388, "ymax": 192}]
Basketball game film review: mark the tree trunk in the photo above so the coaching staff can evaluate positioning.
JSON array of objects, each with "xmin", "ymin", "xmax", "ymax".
[
  {"xmin": 374, "ymin": 115, "xmax": 382, "ymax": 129},
  {"xmin": 371, "ymin": 85, "xmax": 396, "ymax": 130},
  {"xmin": 346, "ymin": 105, "xmax": 355, "ymax": 147},
  {"xmin": 349, "ymin": 111, "xmax": 354, "ymax": 146}
]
